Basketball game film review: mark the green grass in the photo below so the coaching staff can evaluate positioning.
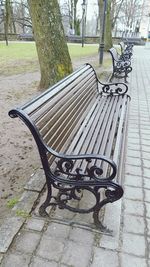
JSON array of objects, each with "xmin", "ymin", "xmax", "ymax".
[
  {"xmin": 0, "ymin": 42, "xmax": 39, "ymax": 75},
  {"xmin": 7, "ymin": 197, "xmax": 19, "ymax": 208},
  {"xmin": 68, "ymin": 44, "xmax": 99, "ymax": 58},
  {"xmin": 0, "ymin": 42, "xmax": 108, "ymax": 76},
  {"xmin": 0, "ymin": 42, "xmax": 37, "ymax": 60}
]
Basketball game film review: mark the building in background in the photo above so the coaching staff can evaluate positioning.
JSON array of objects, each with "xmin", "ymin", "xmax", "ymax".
[{"xmin": 140, "ymin": 0, "xmax": 150, "ymax": 38}]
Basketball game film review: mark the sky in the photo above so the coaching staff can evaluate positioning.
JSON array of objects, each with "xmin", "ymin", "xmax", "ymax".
[{"xmin": 77, "ymin": 0, "xmax": 98, "ymax": 20}]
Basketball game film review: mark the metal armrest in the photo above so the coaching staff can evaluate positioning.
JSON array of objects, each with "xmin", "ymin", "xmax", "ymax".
[
  {"xmin": 98, "ymin": 80, "xmax": 129, "ymax": 95},
  {"xmin": 45, "ymin": 145, "xmax": 117, "ymax": 184}
]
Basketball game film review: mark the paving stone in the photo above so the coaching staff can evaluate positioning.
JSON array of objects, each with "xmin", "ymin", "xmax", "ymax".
[
  {"xmin": 121, "ymin": 253, "xmax": 147, "ymax": 267},
  {"xmin": 12, "ymin": 230, "xmax": 41, "ymax": 254},
  {"xmin": 128, "ymin": 138, "xmax": 140, "ymax": 145},
  {"xmin": 128, "ymin": 122, "xmax": 139, "ymax": 128},
  {"xmin": 142, "ymin": 152, "xmax": 150, "ymax": 160},
  {"xmin": 1, "ymin": 253, "xmax": 31, "ymax": 267},
  {"xmin": 141, "ymin": 139, "xmax": 150, "ymax": 146},
  {"xmin": 124, "ymin": 199, "xmax": 144, "ymax": 217},
  {"xmin": 140, "ymin": 125, "xmax": 150, "ymax": 130},
  {"xmin": 142, "ymin": 145, "xmax": 150, "ymax": 153},
  {"xmin": 141, "ymin": 134, "xmax": 150, "ymax": 140},
  {"xmin": 143, "ymin": 168, "xmax": 150, "ymax": 179},
  {"xmin": 69, "ymin": 227, "xmax": 94, "ymax": 246},
  {"xmin": 0, "ymin": 216, "xmax": 24, "ymax": 253},
  {"xmin": 128, "ymin": 133, "xmax": 140, "ymax": 139},
  {"xmin": 124, "ymin": 186, "xmax": 143, "ymax": 201},
  {"xmin": 100, "ymin": 200, "xmax": 122, "ymax": 250},
  {"xmin": 30, "ymin": 256, "xmax": 58, "ymax": 267},
  {"xmin": 127, "ymin": 149, "xmax": 140, "ymax": 158},
  {"xmin": 44, "ymin": 222, "xmax": 70, "ymax": 240},
  {"xmin": 144, "ymin": 189, "xmax": 150, "ymax": 202},
  {"xmin": 91, "ymin": 247, "xmax": 119, "ymax": 267},
  {"xmin": 24, "ymin": 168, "xmax": 45, "ymax": 192},
  {"xmin": 143, "ymin": 159, "xmax": 150, "ymax": 168},
  {"xmin": 36, "ymin": 235, "xmax": 64, "ymax": 262},
  {"xmin": 61, "ymin": 240, "xmax": 92, "ymax": 267},
  {"xmin": 123, "ymin": 214, "xmax": 145, "ymax": 234},
  {"xmin": 127, "ymin": 143, "xmax": 141, "ymax": 151},
  {"xmin": 126, "ymin": 157, "xmax": 141, "ymax": 167},
  {"xmin": 125, "ymin": 165, "xmax": 142, "ymax": 176},
  {"xmin": 124, "ymin": 174, "xmax": 142, "ymax": 187},
  {"xmin": 147, "ymin": 236, "xmax": 150, "ymax": 259},
  {"xmin": 145, "ymin": 202, "xmax": 150, "ymax": 218},
  {"xmin": 25, "ymin": 218, "xmax": 45, "ymax": 232},
  {"xmin": 141, "ymin": 129, "xmax": 150, "ymax": 135},
  {"xmin": 122, "ymin": 233, "xmax": 145, "ymax": 256},
  {"xmin": 146, "ymin": 218, "xmax": 150, "ymax": 236},
  {"xmin": 140, "ymin": 126, "xmax": 150, "ymax": 132},
  {"xmin": 128, "ymin": 128, "xmax": 139, "ymax": 134},
  {"xmin": 12, "ymin": 191, "xmax": 39, "ymax": 214},
  {"xmin": 144, "ymin": 178, "xmax": 150, "ymax": 190}
]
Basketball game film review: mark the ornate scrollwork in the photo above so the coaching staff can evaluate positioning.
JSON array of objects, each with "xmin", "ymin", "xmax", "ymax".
[
  {"xmin": 54, "ymin": 156, "xmax": 116, "ymax": 184},
  {"xmin": 57, "ymin": 158, "xmax": 74, "ymax": 174},
  {"xmin": 87, "ymin": 165, "xmax": 103, "ymax": 179},
  {"xmin": 101, "ymin": 82, "xmax": 128, "ymax": 95},
  {"xmin": 126, "ymin": 66, "xmax": 132, "ymax": 74},
  {"xmin": 105, "ymin": 185, "xmax": 123, "ymax": 202}
]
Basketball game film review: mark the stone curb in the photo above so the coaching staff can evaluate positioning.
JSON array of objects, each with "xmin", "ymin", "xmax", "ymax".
[{"xmin": 0, "ymin": 169, "xmax": 45, "ymax": 253}]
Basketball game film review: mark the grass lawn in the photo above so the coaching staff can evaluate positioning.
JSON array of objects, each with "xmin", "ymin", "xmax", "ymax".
[{"xmin": 0, "ymin": 42, "xmax": 111, "ymax": 76}]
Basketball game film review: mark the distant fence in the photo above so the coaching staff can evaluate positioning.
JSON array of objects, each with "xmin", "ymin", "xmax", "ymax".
[
  {"xmin": 0, "ymin": 33, "xmax": 146, "ymax": 45},
  {"xmin": 0, "ymin": 33, "xmax": 19, "ymax": 41}
]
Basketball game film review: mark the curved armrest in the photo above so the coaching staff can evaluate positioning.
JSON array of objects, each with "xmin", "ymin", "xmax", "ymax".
[
  {"xmin": 98, "ymin": 80, "xmax": 128, "ymax": 96},
  {"xmin": 45, "ymin": 145, "xmax": 117, "ymax": 183}
]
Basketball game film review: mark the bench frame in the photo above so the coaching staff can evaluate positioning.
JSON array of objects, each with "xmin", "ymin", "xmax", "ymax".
[
  {"xmin": 9, "ymin": 64, "xmax": 130, "ymax": 231},
  {"xmin": 119, "ymin": 41, "xmax": 133, "ymax": 61},
  {"xmin": 108, "ymin": 47, "xmax": 132, "ymax": 83}
]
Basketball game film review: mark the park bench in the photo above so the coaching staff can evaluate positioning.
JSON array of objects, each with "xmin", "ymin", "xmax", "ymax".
[
  {"xmin": 119, "ymin": 41, "xmax": 133, "ymax": 60},
  {"xmin": 9, "ymin": 63, "xmax": 130, "ymax": 230},
  {"xmin": 108, "ymin": 47, "xmax": 132, "ymax": 83},
  {"xmin": 123, "ymin": 37, "xmax": 145, "ymax": 46}
]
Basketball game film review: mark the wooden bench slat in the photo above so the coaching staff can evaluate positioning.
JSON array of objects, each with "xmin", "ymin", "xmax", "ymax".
[
  {"xmin": 43, "ymin": 86, "xmax": 97, "ymax": 149},
  {"xmin": 47, "ymin": 97, "xmax": 99, "ymax": 166},
  {"xmin": 24, "ymin": 65, "xmax": 97, "ymax": 115},
  {"xmin": 99, "ymin": 96, "xmax": 127, "ymax": 178},
  {"xmin": 31, "ymin": 69, "xmax": 97, "ymax": 122},
  {"xmin": 70, "ymin": 97, "xmax": 115, "ymax": 173},
  {"xmin": 38, "ymin": 77, "xmax": 97, "ymax": 138}
]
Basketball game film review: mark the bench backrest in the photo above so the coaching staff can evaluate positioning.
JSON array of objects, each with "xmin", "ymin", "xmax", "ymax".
[
  {"xmin": 119, "ymin": 42, "xmax": 125, "ymax": 54},
  {"xmin": 108, "ymin": 47, "xmax": 119, "ymax": 62},
  {"xmin": 11, "ymin": 64, "xmax": 99, "ymax": 155}
]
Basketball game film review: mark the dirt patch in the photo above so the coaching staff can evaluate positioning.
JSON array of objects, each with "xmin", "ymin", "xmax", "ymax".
[{"xmin": 0, "ymin": 55, "xmax": 111, "ymax": 225}]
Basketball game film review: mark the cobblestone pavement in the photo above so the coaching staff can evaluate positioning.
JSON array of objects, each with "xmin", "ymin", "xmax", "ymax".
[{"xmin": 0, "ymin": 46, "xmax": 150, "ymax": 267}]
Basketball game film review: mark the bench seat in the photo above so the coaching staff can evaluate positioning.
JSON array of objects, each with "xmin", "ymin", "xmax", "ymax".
[{"xmin": 9, "ymin": 63, "xmax": 130, "ymax": 230}]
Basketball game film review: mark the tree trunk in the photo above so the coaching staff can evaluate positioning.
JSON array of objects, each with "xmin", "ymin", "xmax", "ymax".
[
  {"xmin": 28, "ymin": 0, "xmax": 73, "ymax": 90},
  {"xmin": 104, "ymin": 0, "xmax": 112, "ymax": 51},
  {"xmin": 4, "ymin": 0, "xmax": 10, "ymax": 46},
  {"xmin": 98, "ymin": 0, "xmax": 104, "ymax": 40}
]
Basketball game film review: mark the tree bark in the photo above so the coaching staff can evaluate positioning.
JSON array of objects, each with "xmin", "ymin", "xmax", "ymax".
[
  {"xmin": 98, "ymin": 0, "xmax": 112, "ymax": 52},
  {"xmin": 104, "ymin": 0, "xmax": 112, "ymax": 51},
  {"xmin": 28, "ymin": 0, "xmax": 73, "ymax": 89}
]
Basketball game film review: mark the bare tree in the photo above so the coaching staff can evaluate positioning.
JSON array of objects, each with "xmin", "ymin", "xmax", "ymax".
[
  {"xmin": 13, "ymin": 0, "xmax": 32, "ymax": 32},
  {"xmin": 119, "ymin": 0, "xmax": 143, "ymax": 36},
  {"xmin": 111, "ymin": 0, "xmax": 124, "ymax": 30}
]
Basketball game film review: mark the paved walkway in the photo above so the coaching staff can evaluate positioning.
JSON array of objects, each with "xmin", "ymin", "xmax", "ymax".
[{"xmin": 0, "ymin": 46, "xmax": 150, "ymax": 267}]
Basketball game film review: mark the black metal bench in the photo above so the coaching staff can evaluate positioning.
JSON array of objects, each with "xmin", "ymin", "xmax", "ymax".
[
  {"xmin": 9, "ymin": 63, "xmax": 130, "ymax": 231},
  {"xmin": 119, "ymin": 41, "xmax": 133, "ymax": 60},
  {"xmin": 108, "ymin": 47, "xmax": 132, "ymax": 83}
]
